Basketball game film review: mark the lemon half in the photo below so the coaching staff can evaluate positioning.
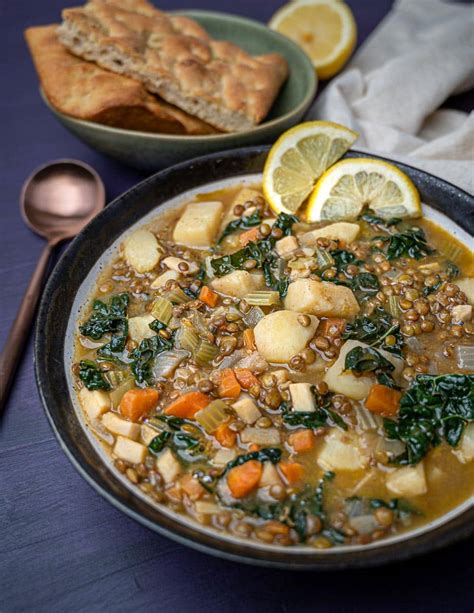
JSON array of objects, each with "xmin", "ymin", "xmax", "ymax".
[
  {"xmin": 269, "ymin": 0, "xmax": 357, "ymax": 79},
  {"xmin": 306, "ymin": 158, "xmax": 422, "ymax": 221},
  {"xmin": 263, "ymin": 121, "xmax": 358, "ymax": 216}
]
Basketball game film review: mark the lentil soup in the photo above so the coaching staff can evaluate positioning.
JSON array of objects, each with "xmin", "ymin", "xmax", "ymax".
[{"xmin": 72, "ymin": 178, "xmax": 474, "ymax": 550}]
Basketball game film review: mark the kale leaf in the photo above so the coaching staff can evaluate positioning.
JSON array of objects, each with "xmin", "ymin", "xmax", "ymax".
[
  {"xmin": 210, "ymin": 213, "xmax": 298, "ymax": 278},
  {"xmin": 233, "ymin": 471, "xmax": 344, "ymax": 543},
  {"xmin": 320, "ymin": 250, "xmax": 379, "ymax": 299},
  {"xmin": 345, "ymin": 345, "xmax": 398, "ymax": 388},
  {"xmin": 78, "ymin": 360, "xmax": 110, "ymax": 391},
  {"xmin": 280, "ymin": 389, "xmax": 348, "ymax": 431},
  {"xmin": 377, "ymin": 227, "xmax": 434, "ymax": 261},
  {"xmin": 359, "ymin": 211, "xmax": 401, "ymax": 229},
  {"xmin": 384, "ymin": 374, "xmax": 474, "ymax": 465},
  {"xmin": 79, "ymin": 293, "xmax": 129, "ymax": 358},
  {"xmin": 217, "ymin": 210, "xmax": 262, "ymax": 244},
  {"xmin": 130, "ymin": 334, "xmax": 174, "ymax": 384},
  {"xmin": 342, "ymin": 307, "xmax": 404, "ymax": 355},
  {"xmin": 224, "ymin": 447, "xmax": 282, "ymax": 471},
  {"xmin": 331, "ymin": 249, "xmax": 361, "ymax": 273},
  {"xmin": 148, "ymin": 418, "xmax": 206, "ymax": 462}
]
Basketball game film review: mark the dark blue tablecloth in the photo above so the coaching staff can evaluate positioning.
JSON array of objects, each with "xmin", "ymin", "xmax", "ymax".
[{"xmin": 1, "ymin": 1, "xmax": 473, "ymax": 611}]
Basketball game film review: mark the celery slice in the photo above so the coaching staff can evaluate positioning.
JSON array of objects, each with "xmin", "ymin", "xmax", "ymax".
[
  {"xmin": 103, "ymin": 369, "xmax": 128, "ymax": 388},
  {"xmin": 244, "ymin": 291, "xmax": 280, "ymax": 306},
  {"xmin": 315, "ymin": 247, "xmax": 335, "ymax": 271},
  {"xmin": 109, "ymin": 378, "xmax": 135, "ymax": 408},
  {"xmin": 195, "ymin": 340, "xmax": 219, "ymax": 366},
  {"xmin": 387, "ymin": 295, "xmax": 400, "ymax": 318},
  {"xmin": 164, "ymin": 287, "xmax": 190, "ymax": 305},
  {"xmin": 195, "ymin": 400, "xmax": 229, "ymax": 433},
  {"xmin": 151, "ymin": 296, "xmax": 173, "ymax": 324},
  {"xmin": 177, "ymin": 322, "xmax": 200, "ymax": 353}
]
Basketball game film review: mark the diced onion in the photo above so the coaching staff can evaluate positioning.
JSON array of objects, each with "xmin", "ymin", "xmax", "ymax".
[
  {"xmin": 243, "ymin": 306, "xmax": 265, "ymax": 327},
  {"xmin": 151, "ymin": 297, "xmax": 173, "ymax": 324},
  {"xmin": 152, "ymin": 350, "xmax": 188, "ymax": 379}
]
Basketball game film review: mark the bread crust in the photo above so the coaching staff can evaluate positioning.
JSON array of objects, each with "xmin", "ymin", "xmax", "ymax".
[
  {"xmin": 25, "ymin": 24, "xmax": 218, "ymax": 135},
  {"xmin": 57, "ymin": 0, "xmax": 289, "ymax": 132}
]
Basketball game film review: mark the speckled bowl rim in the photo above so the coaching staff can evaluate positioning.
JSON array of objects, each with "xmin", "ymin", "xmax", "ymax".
[
  {"xmin": 35, "ymin": 146, "xmax": 474, "ymax": 570},
  {"xmin": 40, "ymin": 9, "xmax": 317, "ymax": 143}
]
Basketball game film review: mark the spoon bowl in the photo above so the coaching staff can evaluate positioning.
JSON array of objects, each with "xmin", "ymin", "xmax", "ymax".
[
  {"xmin": 0, "ymin": 159, "xmax": 105, "ymax": 414},
  {"xmin": 21, "ymin": 159, "xmax": 105, "ymax": 243}
]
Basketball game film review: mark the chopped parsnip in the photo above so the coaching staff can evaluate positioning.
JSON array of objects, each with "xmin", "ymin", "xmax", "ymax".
[
  {"xmin": 102, "ymin": 412, "xmax": 141, "ymax": 440},
  {"xmin": 79, "ymin": 387, "xmax": 110, "ymax": 421},
  {"xmin": 113, "ymin": 436, "xmax": 147, "ymax": 464},
  {"xmin": 155, "ymin": 448, "xmax": 181, "ymax": 484},
  {"xmin": 289, "ymin": 383, "xmax": 316, "ymax": 412},
  {"xmin": 232, "ymin": 396, "xmax": 261, "ymax": 424}
]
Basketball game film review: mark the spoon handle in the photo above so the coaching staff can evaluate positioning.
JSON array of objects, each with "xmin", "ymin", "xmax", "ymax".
[{"xmin": 0, "ymin": 243, "xmax": 54, "ymax": 416}]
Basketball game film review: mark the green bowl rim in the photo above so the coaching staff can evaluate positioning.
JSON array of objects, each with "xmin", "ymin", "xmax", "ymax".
[{"xmin": 41, "ymin": 9, "xmax": 317, "ymax": 142}]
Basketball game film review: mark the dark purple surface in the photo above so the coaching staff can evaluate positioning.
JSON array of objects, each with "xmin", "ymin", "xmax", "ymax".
[{"xmin": 0, "ymin": 1, "xmax": 472, "ymax": 611}]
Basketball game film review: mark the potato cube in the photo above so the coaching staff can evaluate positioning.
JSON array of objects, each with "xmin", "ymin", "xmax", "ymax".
[
  {"xmin": 155, "ymin": 448, "xmax": 181, "ymax": 484},
  {"xmin": 254, "ymin": 310, "xmax": 319, "ymax": 363},
  {"xmin": 232, "ymin": 396, "xmax": 261, "ymax": 424},
  {"xmin": 124, "ymin": 229, "xmax": 162, "ymax": 273},
  {"xmin": 173, "ymin": 201, "xmax": 223, "ymax": 247},
  {"xmin": 102, "ymin": 412, "xmax": 141, "ymax": 440},
  {"xmin": 456, "ymin": 278, "xmax": 474, "ymax": 305},
  {"xmin": 299, "ymin": 222, "xmax": 360, "ymax": 246},
  {"xmin": 150, "ymin": 270, "xmax": 180, "ymax": 289},
  {"xmin": 211, "ymin": 270, "xmax": 262, "ymax": 298},
  {"xmin": 289, "ymin": 383, "xmax": 316, "ymax": 412},
  {"xmin": 259, "ymin": 462, "xmax": 283, "ymax": 488},
  {"xmin": 285, "ymin": 278, "xmax": 360, "ymax": 319},
  {"xmin": 78, "ymin": 387, "xmax": 110, "ymax": 421},
  {"xmin": 162, "ymin": 256, "xmax": 199, "ymax": 275},
  {"xmin": 275, "ymin": 235, "xmax": 299, "ymax": 257},
  {"xmin": 113, "ymin": 436, "xmax": 147, "ymax": 464},
  {"xmin": 317, "ymin": 429, "xmax": 367, "ymax": 472},
  {"xmin": 324, "ymin": 340, "xmax": 403, "ymax": 400},
  {"xmin": 386, "ymin": 463, "xmax": 427, "ymax": 497},
  {"xmin": 127, "ymin": 314, "xmax": 155, "ymax": 343}
]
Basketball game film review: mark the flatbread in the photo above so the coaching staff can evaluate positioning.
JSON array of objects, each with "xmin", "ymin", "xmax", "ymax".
[
  {"xmin": 57, "ymin": 0, "xmax": 289, "ymax": 132},
  {"xmin": 25, "ymin": 24, "xmax": 218, "ymax": 135}
]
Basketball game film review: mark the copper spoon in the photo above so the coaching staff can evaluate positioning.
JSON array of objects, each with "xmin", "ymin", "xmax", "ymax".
[{"xmin": 0, "ymin": 159, "xmax": 105, "ymax": 415}]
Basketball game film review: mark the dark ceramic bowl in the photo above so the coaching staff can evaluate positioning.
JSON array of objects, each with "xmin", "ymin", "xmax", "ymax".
[
  {"xmin": 35, "ymin": 146, "xmax": 474, "ymax": 569},
  {"xmin": 41, "ymin": 10, "xmax": 317, "ymax": 172}
]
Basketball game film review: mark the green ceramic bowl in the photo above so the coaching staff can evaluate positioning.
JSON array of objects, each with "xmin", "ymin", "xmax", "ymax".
[{"xmin": 41, "ymin": 10, "xmax": 316, "ymax": 171}]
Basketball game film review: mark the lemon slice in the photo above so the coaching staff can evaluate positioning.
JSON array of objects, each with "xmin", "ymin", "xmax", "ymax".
[
  {"xmin": 306, "ymin": 158, "xmax": 422, "ymax": 222},
  {"xmin": 269, "ymin": 0, "xmax": 357, "ymax": 79},
  {"xmin": 262, "ymin": 121, "xmax": 358, "ymax": 216}
]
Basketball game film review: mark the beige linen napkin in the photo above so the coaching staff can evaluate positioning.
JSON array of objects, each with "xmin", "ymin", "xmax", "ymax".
[{"xmin": 307, "ymin": 0, "xmax": 474, "ymax": 194}]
